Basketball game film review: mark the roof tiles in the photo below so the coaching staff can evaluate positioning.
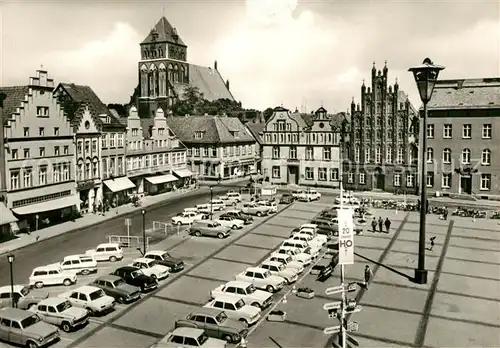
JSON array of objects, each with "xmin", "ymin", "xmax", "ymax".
[
  {"xmin": 141, "ymin": 16, "xmax": 186, "ymax": 46},
  {"xmin": 185, "ymin": 64, "xmax": 234, "ymax": 102},
  {"xmin": 0, "ymin": 86, "xmax": 29, "ymax": 123}
]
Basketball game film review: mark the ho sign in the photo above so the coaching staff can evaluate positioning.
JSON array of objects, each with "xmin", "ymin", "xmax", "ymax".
[{"xmin": 337, "ymin": 209, "xmax": 354, "ymax": 265}]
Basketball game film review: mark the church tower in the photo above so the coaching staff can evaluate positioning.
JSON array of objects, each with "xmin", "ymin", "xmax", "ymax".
[{"xmin": 137, "ymin": 17, "xmax": 190, "ymax": 118}]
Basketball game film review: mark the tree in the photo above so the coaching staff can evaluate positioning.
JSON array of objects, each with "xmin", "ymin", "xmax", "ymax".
[
  {"xmin": 263, "ymin": 108, "xmax": 274, "ymax": 122},
  {"xmin": 171, "ymin": 86, "xmax": 205, "ymax": 116}
]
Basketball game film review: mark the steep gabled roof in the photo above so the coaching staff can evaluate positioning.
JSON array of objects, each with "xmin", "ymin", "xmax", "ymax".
[
  {"xmin": 0, "ymin": 86, "xmax": 29, "ymax": 124},
  {"xmin": 245, "ymin": 123, "xmax": 265, "ymax": 144},
  {"xmin": 141, "ymin": 16, "xmax": 186, "ymax": 46}
]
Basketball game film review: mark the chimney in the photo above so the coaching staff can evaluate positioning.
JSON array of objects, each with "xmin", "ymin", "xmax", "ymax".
[
  {"xmin": 214, "ymin": 60, "xmax": 218, "ymax": 70},
  {"xmin": 0, "ymin": 93, "xmax": 7, "ymax": 196},
  {"xmin": 225, "ymin": 79, "xmax": 230, "ymax": 90}
]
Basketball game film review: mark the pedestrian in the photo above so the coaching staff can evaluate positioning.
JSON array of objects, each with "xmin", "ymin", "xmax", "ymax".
[
  {"xmin": 426, "ymin": 199, "xmax": 430, "ymax": 214},
  {"xmin": 378, "ymin": 217, "xmax": 383, "ymax": 232},
  {"xmin": 384, "ymin": 218, "xmax": 391, "ymax": 233},
  {"xmin": 363, "ymin": 265, "xmax": 373, "ymax": 290},
  {"xmin": 371, "ymin": 218, "xmax": 377, "ymax": 232},
  {"xmin": 429, "ymin": 236, "xmax": 436, "ymax": 251},
  {"xmin": 443, "ymin": 207, "xmax": 448, "ymax": 220}
]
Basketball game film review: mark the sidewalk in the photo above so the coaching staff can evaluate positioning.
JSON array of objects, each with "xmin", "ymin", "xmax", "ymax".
[{"xmin": 0, "ymin": 187, "xmax": 206, "ymax": 256}]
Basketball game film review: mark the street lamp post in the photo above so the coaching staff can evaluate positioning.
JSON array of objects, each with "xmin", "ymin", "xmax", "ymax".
[
  {"xmin": 141, "ymin": 209, "xmax": 146, "ymax": 254},
  {"xmin": 7, "ymin": 254, "xmax": 15, "ymax": 307},
  {"xmin": 409, "ymin": 58, "xmax": 445, "ymax": 284},
  {"xmin": 210, "ymin": 186, "xmax": 213, "ymax": 219}
]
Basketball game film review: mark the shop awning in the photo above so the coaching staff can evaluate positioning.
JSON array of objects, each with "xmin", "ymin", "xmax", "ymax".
[
  {"xmin": 12, "ymin": 196, "xmax": 79, "ymax": 215},
  {"xmin": 0, "ymin": 203, "xmax": 18, "ymax": 225},
  {"xmin": 173, "ymin": 169, "xmax": 193, "ymax": 178},
  {"xmin": 103, "ymin": 177, "xmax": 136, "ymax": 193},
  {"xmin": 146, "ymin": 174, "xmax": 177, "ymax": 185}
]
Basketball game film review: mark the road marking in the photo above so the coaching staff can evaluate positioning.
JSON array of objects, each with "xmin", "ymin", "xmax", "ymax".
[
  {"xmin": 115, "ymin": 304, "xmax": 127, "ymax": 309},
  {"xmin": 89, "ymin": 318, "xmax": 104, "ymax": 325},
  {"xmin": 58, "ymin": 336, "xmax": 74, "ymax": 342}
]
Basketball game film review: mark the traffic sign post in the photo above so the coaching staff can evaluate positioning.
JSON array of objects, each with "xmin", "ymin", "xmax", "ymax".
[
  {"xmin": 323, "ymin": 326, "xmax": 341, "ymax": 335},
  {"xmin": 338, "ymin": 209, "xmax": 354, "ymax": 265},
  {"xmin": 323, "ymin": 302, "xmax": 342, "ymax": 311},
  {"xmin": 325, "ymin": 286, "xmax": 344, "ymax": 296}
]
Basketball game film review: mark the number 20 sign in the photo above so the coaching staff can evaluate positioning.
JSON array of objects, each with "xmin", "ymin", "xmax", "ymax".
[{"xmin": 338, "ymin": 209, "xmax": 355, "ymax": 265}]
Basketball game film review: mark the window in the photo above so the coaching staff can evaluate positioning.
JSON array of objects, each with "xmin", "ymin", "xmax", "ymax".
[
  {"xmin": 54, "ymin": 127, "xmax": 59, "ymax": 136},
  {"xmin": 289, "ymin": 146, "xmax": 297, "ymax": 159},
  {"xmin": 426, "ymin": 172, "xmax": 434, "ymax": 187},
  {"xmin": 347, "ymin": 173, "xmax": 353, "ymax": 183},
  {"xmin": 92, "ymin": 140, "xmax": 97, "ymax": 153},
  {"xmin": 23, "ymin": 127, "xmax": 29, "ymax": 137},
  {"xmin": 211, "ymin": 146, "xmax": 217, "ymax": 157},
  {"xmin": 39, "ymin": 127, "xmax": 44, "ymax": 136},
  {"xmin": 482, "ymin": 124, "xmax": 492, "ymax": 139},
  {"xmin": 77, "ymin": 140, "xmax": 83, "ymax": 154},
  {"xmin": 386, "ymin": 147, "xmax": 392, "ymax": 163},
  {"xmin": 318, "ymin": 168, "xmax": 327, "ymax": 181},
  {"xmin": 359, "ymin": 172, "xmax": 366, "ymax": 184},
  {"xmin": 426, "ymin": 124, "xmax": 434, "ymax": 138},
  {"xmin": 442, "ymin": 148, "xmax": 451, "ymax": 163},
  {"xmin": 39, "ymin": 147, "xmax": 45, "ymax": 157},
  {"xmin": 442, "ymin": 173, "xmax": 451, "ymax": 188},
  {"xmin": 406, "ymin": 174, "xmax": 415, "ymax": 187},
  {"xmin": 306, "ymin": 147, "xmax": 313, "ymax": 160},
  {"xmin": 109, "ymin": 133, "xmax": 116, "ymax": 147},
  {"xmin": 194, "ymin": 147, "xmax": 200, "ymax": 157},
  {"xmin": 53, "ymin": 164, "xmax": 61, "ymax": 183},
  {"xmin": 426, "ymin": 147, "xmax": 433, "ymax": 163},
  {"xmin": 63, "ymin": 163, "xmax": 69, "ymax": 181},
  {"xmin": 117, "ymin": 134, "xmax": 124, "ymax": 147},
  {"xmin": 330, "ymin": 168, "xmax": 339, "ymax": 181},
  {"xmin": 480, "ymin": 174, "xmax": 491, "ymax": 190},
  {"xmin": 23, "ymin": 148, "xmax": 30, "ymax": 158},
  {"xmin": 84, "ymin": 141, "xmax": 90, "ymax": 154},
  {"xmin": 23, "ymin": 169, "xmax": 32, "ymax": 187},
  {"xmin": 481, "ymin": 149, "xmax": 491, "ymax": 165},
  {"xmin": 11, "ymin": 149, "xmax": 18, "ymax": 159},
  {"xmin": 10, "ymin": 171, "xmax": 19, "ymax": 190},
  {"xmin": 194, "ymin": 131, "xmax": 204, "ymax": 139},
  {"xmin": 364, "ymin": 148, "xmax": 370, "ymax": 162},
  {"xmin": 305, "ymin": 167, "xmax": 314, "ymax": 180},
  {"xmin": 272, "ymin": 146, "xmax": 280, "ymax": 159},
  {"xmin": 462, "ymin": 124, "xmax": 471, "ymax": 138},
  {"xmin": 397, "ymin": 148, "xmax": 403, "ymax": 164},
  {"xmin": 394, "ymin": 173, "xmax": 401, "ymax": 187},
  {"xmin": 132, "ymin": 128, "xmax": 138, "ymax": 136},
  {"xmin": 272, "ymin": 166, "xmax": 280, "ymax": 178},
  {"xmin": 36, "ymin": 106, "xmax": 49, "ymax": 117},
  {"xmin": 461, "ymin": 148, "xmax": 471, "ymax": 164},
  {"xmin": 54, "ymin": 146, "xmax": 60, "ymax": 156},
  {"xmin": 375, "ymin": 147, "xmax": 381, "ymax": 163},
  {"xmin": 85, "ymin": 161, "xmax": 91, "ymax": 179},
  {"xmin": 354, "ymin": 147, "xmax": 360, "ymax": 162},
  {"xmin": 323, "ymin": 147, "xmax": 331, "ymax": 160},
  {"xmin": 102, "ymin": 134, "xmax": 108, "ymax": 148},
  {"xmin": 63, "ymin": 146, "xmax": 69, "ymax": 155},
  {"xmin": 77, "ymin": 161, "xmax": 83, "ymax": 181},
  {"xmin": 39, "ymin": 167, "xmax": 47, "ymax": 185}
]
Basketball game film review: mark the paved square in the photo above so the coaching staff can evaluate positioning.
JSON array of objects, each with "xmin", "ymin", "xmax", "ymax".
[
  {"xmin": 436, "ymin": 272, "xmax": 500, "ymax": 300},
  {"xmin": 75, "ymin": 326, "xmax": 158, "ymax": 348},
  {"xmin": 214, "ymin": 244, "xmax": 271, "ymax": 264},
  {"xmin": 155, "ymin": 275, "xmax": 220, "ymax": 305},
  {"xmin": 254, "ymin": 223, "xmax": 291, "ymax": 238},
  {"xmin": 270, "ymin": 215, "xmax": 309, "ymax": 228},
  {"xmin": 187, "ymin": 258, "xmax": 249, "ymax": 281},
  {"xmin": 279, "ymin": 209, "xmax": 318, "ymax": 220},
  {"xmin": 249, "ymin": 321, "xmax": 327, "ymax": 348},
  {"xmin": 236, "ymin": 233, "xmax": 285, "ymax": 250}
]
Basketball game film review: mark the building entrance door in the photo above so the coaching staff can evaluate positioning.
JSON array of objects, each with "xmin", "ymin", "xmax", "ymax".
[
  {"xmin": 374, "ymin": 167, "xmax": 385, "ymax": 190},
  {"xmin": 461, "ymin": 175, "xmax": 472, "ymax": 194},
  {"xmin": 288, "ymin": 166, "xmax": 299, "ymax": 185}
]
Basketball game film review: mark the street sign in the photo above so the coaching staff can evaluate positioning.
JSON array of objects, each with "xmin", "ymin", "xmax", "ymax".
[
  {"xmin": 347, "ymin": 321, "xmax": 359, "ymax": 332},
  {"xmin": 347, "ymin": 282, "xmax": 357, "ymax": 292},
  {"xmin": 346, "ymin": 299, "xmax": 357, "ymax": 308},
  {"xmin": 338, "ymin": 209, "xmax": 354, "ymax": 265},
  {"xmin": 325, "ymin": 286, "xmax": 343, "ymax": 296},
  {"xmin": 345, "ymin": 305, "xmax": 363, "ymax": 315},
  {"xmin": 323, "ymin": 326, "xmax": 341, "ymax": 335},
  {"xmin": 125, "ymin": 218, "xmax": 131, "ymax": 226},
  {"xmin": 323, "ymin": 302, "xmax": 342, "ymax": 311}
]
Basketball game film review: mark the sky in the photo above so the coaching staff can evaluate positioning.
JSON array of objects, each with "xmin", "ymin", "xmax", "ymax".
[{"xmin": 0, "ymin": 0, "xmax": 499, "ymax": 112}]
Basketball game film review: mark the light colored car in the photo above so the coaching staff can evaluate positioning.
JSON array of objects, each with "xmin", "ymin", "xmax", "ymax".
[
  {"xmin": 235, "ymin": 267, "xmax": 285, "ymax": 293},
  {"xmin": 144, "ymin": 250, "xmax": 185, "ymax": 272},
  {"xmin": 297, "ymin": 190, "xmax": 321, "ymax": 201},
  {"xmin": 218, "ymin": 195, "xmax": 239, "ymax": 207},
  {"xmin": 0, "ymin": 285, "xmax": 48, "ymax": 310},
  {"xmin": 290, "ymin": 233, "xmax": 324, "ymax": 249},
  {"xmin": 210, "ymin": 199, "xmax": 226, "ymax": 211},
  {"xmin": 299, "ymin": 224, "xmax": 328, "ymax": 244},
  {"xmin": 130, "ymin": 258, "xmax": 170, "ymax": 280},
  {"xmin": 0, "ymin": 307, "xmax": 60, "ymax": 348},
  {"xmin": 226, "ymin": 192, "xmax": 242, "ymax": 202},
  {"xmin": 59, "ymin": 285, "xmax": 115, "ymax": 316},
  {"xmin": 184, "ymin": 207, "xmax": 199, "ymax": 214},
  {"xmin": 216, "ymin": 216, "xmax": 244, "ymax": 230},
  {"xmin": 284, "ymin": 238, "xmax": 321, "ymax": 259},
  {"xmin": 30, "ymin": 297, "xmax": 88, "ymax": 332},
  {"xmin": 85, "ymin": 243, "xmax": 123, "ymax": 262},
  {"xmin": 29, "ymin": 264, "xmax": 78, "ymax": 289},
  {"xmin": 60, "ymin": 254, "xmax": 97, "ymax": 275},
  {"xmin": 291, "ymin": 190, "xmax": 304, "ymax": 198},
  {"xmin": 293, "ymin": 230, "xmax": 326, "ymax": 247},
  {"xmin": 210, "ymin": 281, "xmax": 273, "ymax": 309},
  {"xmin": 189, "ymin": 220, "xmax": 231, "ymax": 239},
  {"xmin": 151, "ymin": 327, "xmax": 227, "ymax": 348},
  {"xmin": 204, "ymin": 296, "xmax": 261, "ymax": 326},
  {"xmin": 268, "ymin": 253, "xmax": 305, "ymax": 274},
  {"xmin": 195, "ymin": 204, "xmax": 212, "ymax": 214},
  {"xmin": 259, "ymin": 260, "xmax": 299, "ymax": 284},
  {"xmin": 224, "ymin": 210, "xmax": 253, "ymax": 224},
  {"xmin": 241, "ymin": 202, "xmax": 270, "ymax": 217},
  {"xmin": 172, "ymin": 212, "xmax": 205, "ymax": 225},
  {"xmin": 277, "ymin": 246, "xmax": 313, "ymax": 266},
  {"xmin": 256, "ymin": 200, "xmax": 278, "ymax": 213}
]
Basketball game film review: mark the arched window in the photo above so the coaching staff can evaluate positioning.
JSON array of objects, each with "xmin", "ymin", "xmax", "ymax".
[
  {"xmin": 77, "ymin": 160, "xmax": 84, "ymax": 181},
  {"xmin": 426, "ymin": 147, "xmax": 434, "ymax": 163},
  {"xmin": 92, "ymin": 158, "xmax": 98, "ymax": 178},
  {"xmin": 159, "ymin": 64, "xmax": 166, "ymax": 96},
  {"xmin": 140, "ymin": 65, "xmax": 148, "ymax": 97},
  {"xmin": 442, "ymin": 148, "xmax": 451, "ymax": 163},
  {"xmin": 168, "ymin": 64, "xmax": 174, "ymax": 81},
  {"xmin": 180, "ymin": 65, "xmax": 186, "ymax": 83},
  {"xmin": 386, "ymin": 146, "xmax": 392, "ymax": 162},
  {"xmin": 482, "ymin": 149, "xmax": 491, "ymax": 165},
  {"xmin": 85, "ymin": 159, "xmax": 91, "ymax": 180},
  {"xmin": 174, "ymin": 65, "xmax": 179, "ymax": 83},
  {"xmin": 149, "ymin": 65, "xmax": 157, "ymax": 97},
  {"xmin": 461, "ymin": 148, "xmax": 471, "ymax": 164}
]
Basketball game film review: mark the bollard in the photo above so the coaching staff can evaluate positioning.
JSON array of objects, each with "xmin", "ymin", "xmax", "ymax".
[
  {"xmin": 282, "ymin": 295, "xmax": 287, "ymax": 304},
  {"xmin": 292, "ymin": 285, "xmax": 297, "ymax": 294},
  {"xmin": 240, "ymin": 337, "xmax": 247, "ymax": 348}
]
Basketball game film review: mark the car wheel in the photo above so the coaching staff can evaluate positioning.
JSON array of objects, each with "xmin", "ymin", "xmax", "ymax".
[
  {"xmin": 63, "ymin": 278, "xmax": 72, "ymax": 286},
  {"xmin": 232, "ymin": 202, "xmax": 237, "ymax": 206},
  {"xmin": 26, "ymin": 340, "xmax": 38, "ymax": 348},
  {"xmin": 251, "ymin": 302, "xmax": 261, "ymax": 308},
  {"xmin": 117, "ymin": 296, "xmax": 125, "ymax": 304},
  {"xmin": 222, "ymin": 334, "xmax": 233, "ymax": 343},
  {"xmin": 194, "ymin": 231, "xmax": 202, "ymax": 237},
  {"xmin": 34, "ymin": 281, "xmax": 44, "ymax": 289},
  {"xmin": 176, "ymin": 221, "xmax": 182, "ymax": 226},
  {"xmin": 232, "ymin": 225, "xmax": 238, "ymax": 230},
  {"xmin": 81, "ymin": 269, "xmax": 90, "ymax": 275},
  {"xmin": 151, "ymin": 274, "xmax": 157, "ymax": 280},
  {"xmin": 61, "ymin": 321, "xmax": 72, "ymax": 333},
  {"xmin": 256, "ymin": 212, "xmax": 262, "ymax": 217},
  {"xmin": 217, "ymin": 233, "xmax": 224, "ymax": 239},
  {"xmin": 27, "ymin": 303, "xmax": 36, "ymax": 310},
  {"xmin": 239, "ymin": 318, "xmax": 249, "ymax": 326},
  {"xmin": 86, "ymin": 307, "xmax": 95, "ymax": 316},
  {"xmin": 266, "ymin": 285, "xmax": 275, "ymax": 293}
]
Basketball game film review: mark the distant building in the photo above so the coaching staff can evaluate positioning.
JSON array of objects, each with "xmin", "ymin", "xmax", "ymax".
[
  {"xmin": 424, "ymin": 77, "xmax": 500, "ymax": 199},
  {"xmin": 131, "ymin": 16, "xmax": 234, "ymax": 118},
  {"xmin": 245, "ymin": 122, "xmax": 265, "ymax": 173},
  {"xmin": 261, "ymin": 106, "xmax": 345, "ymax": 187},
  {"xmin": 344, "ymin": 62, "xmax": 419, "ymax": 193},
  {"xmin": 166, "ymin": 115, "xmax": 258, "ymax": 180},
  {"xmin": 0, "ymin": 70, "xmax": 78, "ymax": 232}
]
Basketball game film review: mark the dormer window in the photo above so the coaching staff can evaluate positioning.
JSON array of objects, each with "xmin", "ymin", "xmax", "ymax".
[
  {"xmin": 158, "ymin": 128, "xmax": 165, "ymax": 135},
  {"xmin": 231, "ymin": 131, "xmax": 239, "ymax": 138},
  {"xmin": 194, "ymin": 131, "xmax": 204, "ymax": 139}
]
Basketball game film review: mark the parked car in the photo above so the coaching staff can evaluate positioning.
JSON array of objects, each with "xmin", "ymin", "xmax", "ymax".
[
  {"xmin": 91, "ymin": 275, "xmax": 141, "ymax": 304},
  {"xmin": 241, "ymin": 202, "xmax": 270, "ymax": 217},
  {"xmin": 189, "ymin": 220, "xmax": 231, "ymax": 239},
  {"xmin": 130, "ymin": 258, "xmax": 170, "ymax": 280},
  {"xmin": 60, "ymin": 254, "xmax": 98, "ymax": 275},
  {"xmin": 0, "ymin": 285, "xmax": 48, "ymax": 310},
  {"xmin": 297, "ymin": 190, "xmax": 321, "ymax": 202},
  {"xmin": 259, "ymin": 260, "xmax": 299, "ymax": 284},
  {"xmin": 235, "ymin": 267, "xmax": 285, "ymax": 293},
  {"xmin": 172, "ymin": 212, "xmax": 205, "ymax": 225},
  {"xmin": 30, "ymin": 297, "xmax": 88, "ymax": 332},
  {"xmin": 210, "ymin": 281, "xmax": 273, "ymax": 310},
  {"xmin": 209, "ymin": 199, "xmax": 226, "ymax": 211},
  {"xmin": 184, "ymin": 207, "xmax": 199, "ymax": 214},
  {"xmin": 276, "ymin": 246, "xmax": 312, "ymax": 266},
  {"xmin": 85, "ymin": 243, "xmax": 123, "ymax": 262},
  {"xmin": 226, "ymin": 192, "xmax": 242, "ymax": 202},
  {"xmin": 290, "ymin": 233, "xmax": 324, "ymax": 249},
  {"xmin": 59, "ymin": 285, "xmax": 115, "ymax": 316},
  {"xmin": 204, "ymin": 296, "xmax": 261, "ymax": 326},
  {"xmin": 224, "ymin": 210, "xmax": 253, "ymax": 225},
  {"xmin": 309, "ymin": 219, "xmax": 338, "ymax": 235},
  {"xmin": 152, "ymin": 328, "xmax": 227, "ymax": 348},
  {"xmin": 269, "ymin": 253, "xmax": 305, "ymax": 274},
  {"xmin": 218, "ymin": 195, "xmax": 239, "ymax": 207},
  {"xmin": 279, "ymin": 193, "xmax": 294, "ymax": 204},
  {"xmin": 175, "ymin": 308, "xmax": 248, "ymax": 343},
  {"xmin": 256, "ymin": 200, "xmax": 278, "ymax": 213},
  {"xmin": 299, "ymin": 224, "xmax": 328, "ymax": 244},
  {"xmin": 195, "ymin": 204, "xmax": 212, "ymax": 214},
  {"xmin": 110, "ymin": 266, "xmax": 158, "ymax": 292},
  {"xmin": 0, "ymin": 307, "xmax": 60, "ymax": 348},
  {"xmin": 216, "ymin": 215, "xmax": 244, "ymax": 230},
  {"xmin": 29, "ymin": 264, "xmax": 78, "ymax": 289},
  {"xmin": 318, "ymin": 210, "xmax": 338, "ymax": 219},
  {"xmin": 144, "ymin": 250, "xmax": 185, "ymax": 272},
  {"xmin": 290, "ymin": 190, "xmax": 304, "ymax": 199}
]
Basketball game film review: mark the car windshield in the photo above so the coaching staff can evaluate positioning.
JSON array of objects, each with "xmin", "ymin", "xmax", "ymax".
[
  {"xmin": 263, "ymin": 270, "xmax": 271, "ymax": 278},
  {"xmin": 235, "ymin": 299, "xmax": 245, "ymax": 309},
  {"xmin": 212, "ymin": 222, "xmax": 221, "ymax": 227},
  {"xmin": 130, "ymin": 270, "xmax": 142, "ymax": 278},
  {"xmin": 304, "ymin": 247, "xmax": 312, "ymax": 254},
  {"xmin": 197, "ymin": 332, "xmax": 209, "ymax": 345},
  {"xmin": 277, "ymin": 264, "xmax": 286, "ymax": 271},
  {"xmin": 113, "ymin": 279, "xmax": 124, "ymax": 287},
  {"xmin": 89, "ymin": 290, "xmax": 104, "ymax": 301},
  {"xmin": 56, "ymin": 300, "xmax": 72, "ymax": 312},
  {"xmin": 215, "ymin": 311, "xmax": 228, "ymax": 323},
  {"xmin": 246, "ymin": 284, "xmax": 256, "ymax": 294},
  {"xmin": 161, "ymin": 252, "xmax": 171, "ymax": 259},
  {"xmin": 21, "ymin": 315, "xmax": 40, "ymax": 328},
  {"xmin": 20, "ymin": 286, "xmax": 30, "ymax": 296}
]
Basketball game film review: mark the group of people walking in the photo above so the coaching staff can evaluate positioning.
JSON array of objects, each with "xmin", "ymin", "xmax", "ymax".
[{"xmin": 371, "ymin": 216, "xmax": 392, "ymax": 233}]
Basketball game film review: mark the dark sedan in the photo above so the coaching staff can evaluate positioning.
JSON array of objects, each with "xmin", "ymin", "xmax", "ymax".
[
  {"xmin": 91, "ymin": 275, "xmax": 141, "ymax": 303},
  {"xmin": 222, "ymin": 211, "xmax": 253, "ymax": 225},
  {"xmin": 110, "ymin": 266, "xmax": 157, "ymax": 292},
  {"xmin": 144, "ymin": 250, "xmax": 185, "ymax": 272},
  {"xmin": 279, "ymin": 194, "xmax": 294, "ymax": 204}
]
